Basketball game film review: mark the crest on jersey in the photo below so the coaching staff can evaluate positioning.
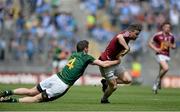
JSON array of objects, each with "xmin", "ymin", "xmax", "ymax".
[
  {"xmin": 159, "ymin": 36, "xmax": 163, "ymax": 40},
  {"xmin": 123, "ymin": 31, "xmax": 130, "ymax": 37}
]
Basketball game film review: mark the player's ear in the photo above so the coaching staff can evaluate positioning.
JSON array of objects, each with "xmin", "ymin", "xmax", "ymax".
[{"xmin": 84, "ymin": 47, "xmax": 88, "ymax": 53}]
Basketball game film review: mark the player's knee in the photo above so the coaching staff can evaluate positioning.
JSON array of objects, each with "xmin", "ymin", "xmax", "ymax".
[
  {"xmin": 123, "ymin": 75, "xmax": 132, "ymax": 84},
  {"xmin": 33, "ymin": 95, "xmax": 43, "ymax": 103},
  {"xmin": 160, "ymin": 62, "xmax": 169, "ymax": 72},
  {"xmin": 26, "ymin": 90, "xmax": 33, "ymax": 96},
  {"xmin": 28, "ymin": 89, "xmax": 38, "ymax": 96},
  {"xmin": 124, "ymin": 80, "xmax": 132, "ymax": 84},
  {"xmin": 108, "ymin": 83, "xmax": 117, "ymax": 91},
  {"xmin": 113, "ymin": 85, "xmax": 117, "ymax": 91},
  {"xmin": 163, "ymin": 67, "xmax": 169, "ymax": 72},
  {"xmin": 109, "ymin": 85, "xmax": 117, "ymax": 91}
]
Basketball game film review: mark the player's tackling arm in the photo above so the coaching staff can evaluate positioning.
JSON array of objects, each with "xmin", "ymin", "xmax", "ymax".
[
  {"xmin": 117, "ymin": 34, "xmax": 130, "ymax": 56},
  {"xmin": 91, "ymin": 59, "xmax": 120, "ymax": 68}
]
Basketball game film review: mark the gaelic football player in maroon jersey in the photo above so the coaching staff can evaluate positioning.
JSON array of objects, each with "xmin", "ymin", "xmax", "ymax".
[
  {"xmin": 149, "ymin": 22, "xmax": 176, "ymax": 94},
  {"xmin": 99, "ymin": 24, "xmax": 142, "ymax": 103}
]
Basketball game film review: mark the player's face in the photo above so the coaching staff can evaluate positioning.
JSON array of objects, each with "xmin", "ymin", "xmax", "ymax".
[
  {"xmin": 162, "ymin": 24, "xmax": 171, "ymax": 33},
  {"xmin": 130, "ymin": 30, "xmax": 140, "ymax": 40},
  {"xmin": 84, "ymin": 47, "xmax": 89, "ymax": 53}
]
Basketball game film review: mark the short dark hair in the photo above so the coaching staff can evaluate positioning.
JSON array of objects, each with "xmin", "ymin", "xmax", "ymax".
[
  {"xmin": 127, "ymin": 23, "xmax": 142, "ymax": 32},
  {"xmin": 161, "ymin": 21, "xmax": 171, "ymax": 29},
  {"xmin": 76, "ymin": 40, "xmax": 89, "ymax": 52}
]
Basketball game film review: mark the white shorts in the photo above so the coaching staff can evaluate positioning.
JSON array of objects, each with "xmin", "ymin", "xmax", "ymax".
[
  {"xmin": 99, "ymin": 63, "xmax": 126, "ymax": 80},
  {"xmin": 156, "ymin": 54, "xmax": 170, "ymax": 62},
  {"xmin": 39, "ymin": 74, "xmax": 69, "ymax": 99}
]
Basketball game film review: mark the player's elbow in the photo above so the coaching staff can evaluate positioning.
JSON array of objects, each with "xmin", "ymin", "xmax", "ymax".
[
  {"xmin": 148, "ymin": 42, "xmax": 152, "ymax": 48},
  {"xmin": 172, "ymin": 45, "xmax": 176, "ymax": 49}
]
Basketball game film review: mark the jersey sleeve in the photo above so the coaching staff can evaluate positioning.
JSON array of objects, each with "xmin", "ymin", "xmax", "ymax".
[
  {"xmin": 153, "ymin": 34, "xmax": 158, "ymax": 43},
  {"xmin": 87, "ymin": 54, "xmax": 95, "ymax": 63},
  {"xmin": 171, "ymin": 36, "xmax": 175, "ymax": 44}
]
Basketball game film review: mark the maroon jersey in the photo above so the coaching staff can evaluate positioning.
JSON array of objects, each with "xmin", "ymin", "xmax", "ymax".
[
  {"xmin": 153, "ymin": 32, "xmax": 175, "ymax": 56},
  {"xmin": 99, "ymin": 31, "xmax": 131, "ymax": 61}
]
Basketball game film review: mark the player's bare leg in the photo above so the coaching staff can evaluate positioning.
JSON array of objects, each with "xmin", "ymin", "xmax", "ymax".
[
  {"xmin": 101, "ymin": 71, "xmax": 132, "ymax": 92},
  {"xmin": 101, "ymin": 79, "xmax": 117, "ymax": 104},
  {"xmin": 18, "ymin": 93, "xmax": 43, "ymax": 103},
  {"xmin": 159, "ymin": 61, "xmax": 169, "ymax": 88},
  {"xmin": 153, "ymin": 61, "xmax": 168, "ymax": 94},
  {"xmin": 0, "ymin": 87, "xmax": 40, "ymax": 98},
  {"xmin": 0, "ymin": 93, "xmax": 43, "ymax": 103},
  {"xmin": 13, "ymin": 87, "xmax": 40, "ymax": 96}
]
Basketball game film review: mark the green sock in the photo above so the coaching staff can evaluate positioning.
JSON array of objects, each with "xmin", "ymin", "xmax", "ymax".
[
  {"xmin": 11, "ymin": 98, "xmax": 18, "ymax": 103},
  {"xmin": 5, "ymin": 90, "xmax": 13, "ymax": 96}
]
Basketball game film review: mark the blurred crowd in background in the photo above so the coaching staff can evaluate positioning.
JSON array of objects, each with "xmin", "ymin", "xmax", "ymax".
[
  {"xmin": 0, "ymin": 0, "xmax": 78, "ymax": 67},
  {"xmin": 0, "ymin": 0, "xmax": 180, "ymax": 72},
  {"xmin": 83, "ymin": 0, "xmax": 180, "ymax": 41}
]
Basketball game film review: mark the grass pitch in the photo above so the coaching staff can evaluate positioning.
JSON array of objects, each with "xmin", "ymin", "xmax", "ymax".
[{"xmin": 0, "ymin": 84, "xmax": 180, "ymax": 111}]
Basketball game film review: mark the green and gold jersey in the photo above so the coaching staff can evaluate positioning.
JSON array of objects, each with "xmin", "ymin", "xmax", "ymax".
[{"xmin": 57, "ymin": 52, "xmax": 95, "ymax": 86}]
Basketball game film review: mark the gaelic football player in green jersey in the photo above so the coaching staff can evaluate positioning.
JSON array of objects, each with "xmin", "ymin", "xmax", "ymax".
[{"xmin": 0, "ymin": 40, "xmax": 120, "ymax": 103}]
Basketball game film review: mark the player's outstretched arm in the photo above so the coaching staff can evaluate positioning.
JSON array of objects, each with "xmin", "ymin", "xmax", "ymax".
[{"xmin": 91, "ymin": 59, "xmax": 120, "ymax": 67}]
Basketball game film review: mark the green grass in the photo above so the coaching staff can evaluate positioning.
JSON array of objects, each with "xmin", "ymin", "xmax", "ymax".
[{"xmin": 0, "ymin": 84, "xmax": 180, "ymax": 111}]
